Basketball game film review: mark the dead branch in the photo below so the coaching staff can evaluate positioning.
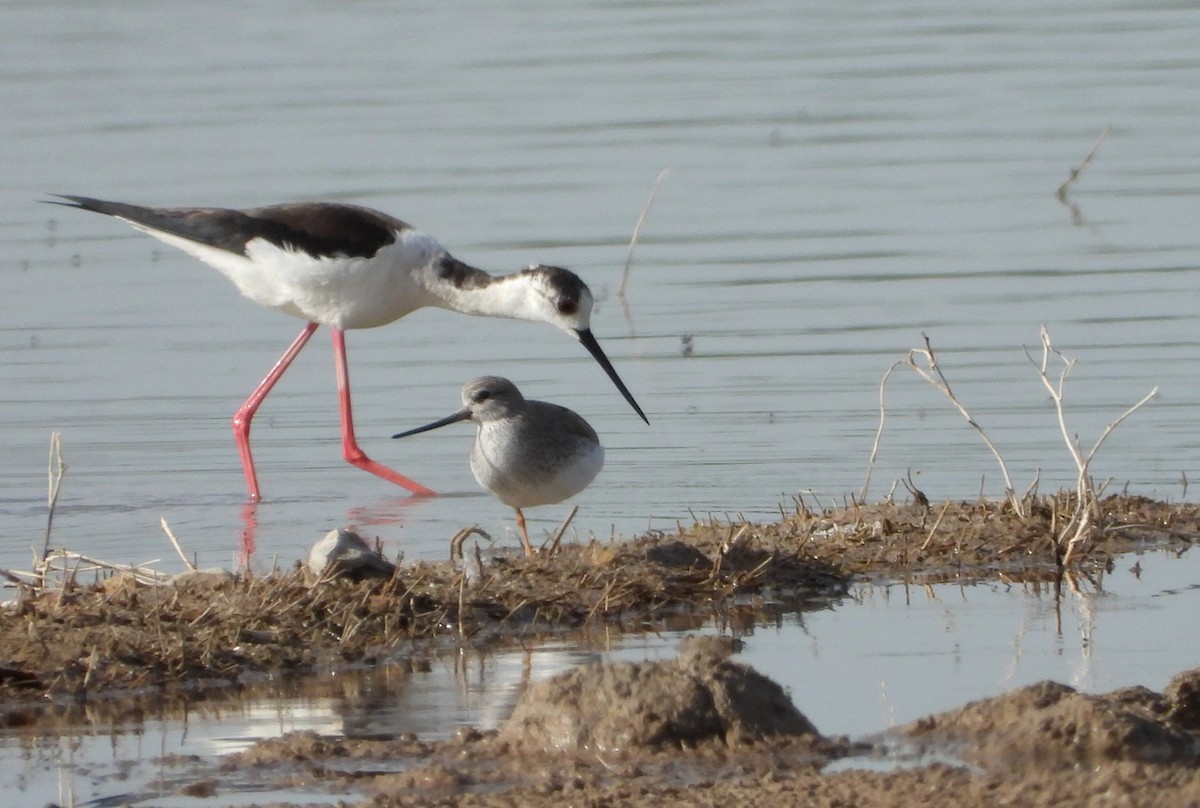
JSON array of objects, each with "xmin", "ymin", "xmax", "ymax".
[
  {"xmin": 618, "ymin": 167, "xmax": 672, "ymax": 299},
  {"xmin": 920, "ymin": 500, "xmax": 954, "ymax": 551},
  {"xmin": 861, "ymin": 359, "xmax": 904, "ymax": 501},
  {"xmin": 449, "ymin": 526, "xmax": 492, "ymax": 563},
  {"xmin": 160, "ymin": 518, "xmax": 198, "ymax": 572},
  {"xmin": 1057, "ymin": 126, "xmax": 1110, "ymax": 203},
  {"xmin": 875, "ymin": 334, "xmax": 1027, "ymax": 517},
  {"xmin": 545, "ymin": 505, "xmax": 579, "ymax": 554},
  {"xmin": 24, "ymin": 549, "xmax": 171, "ymax": 591},
  {"xmin": 42, "ymin": 432, "xmax": 66, "ymax": 567},
  {"xmin": 1023, "ymin": 325, "xmax": 1157, "ymax": 564}
]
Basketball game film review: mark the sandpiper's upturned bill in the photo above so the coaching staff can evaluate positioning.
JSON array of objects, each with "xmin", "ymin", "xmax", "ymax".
[
  {"xmin": 47, "ymin": 195, "xmax": 646, "ymax": 503},
  {"xmin": 393, "ymin": 376, "xmax": 603, "ymax": 556}
]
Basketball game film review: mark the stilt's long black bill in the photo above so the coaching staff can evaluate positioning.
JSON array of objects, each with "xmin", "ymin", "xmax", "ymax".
[
  {"xmin": 576, "ymin": 328, "xmax": 649, "ymax": 424},
  {"xmin": 392, "ymin": 408, "xmax": 472, "ymax": 439}
]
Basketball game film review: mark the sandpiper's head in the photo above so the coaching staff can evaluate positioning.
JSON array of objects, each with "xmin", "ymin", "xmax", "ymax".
[
  {"xmin": 392, "ymin": 376, "xmax": 526, "ymax": 440},
  {"xmin": 460, "ymin": 376, "xmax": 525, "ymax": 421},
  {"xmin": 522, "ymin": 265, "xmax": 648, "ymax": 425}
]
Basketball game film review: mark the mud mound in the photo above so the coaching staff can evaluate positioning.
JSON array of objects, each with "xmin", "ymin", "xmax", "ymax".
[
  {"xmin": 1164, "ymin": 668, "xmax": 1200, "ymax": 730},
  {"xmin": 498, "ymin": 635, "xmax": 819, "ymax": 754},
  {"xmin": 212, "ymin": 660, "xmax": 1200, "ymax": 807},
  {"xmin": 902, "ymin": 675, "xmax": 1200, "ymax": 768}
]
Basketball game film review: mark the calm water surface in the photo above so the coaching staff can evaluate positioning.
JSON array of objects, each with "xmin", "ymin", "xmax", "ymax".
[{"xmin": 1, "ymin": 0, "xmax": 1199, "ymax": 800}]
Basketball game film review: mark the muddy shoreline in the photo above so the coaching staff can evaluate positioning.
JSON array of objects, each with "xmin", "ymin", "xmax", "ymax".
[{"xmin": 2, "ymin": 494, "xmax": 1198, "ymax": 806}]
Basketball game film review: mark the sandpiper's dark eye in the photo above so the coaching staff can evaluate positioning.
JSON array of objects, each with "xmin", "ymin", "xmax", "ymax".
[
  {"xmin": 474, "ymin": 390, "xmax": 491, "ymax": 403},
  {"xmin": 556, "ymin": 298, "xmax": 578, "ymax": 316}
]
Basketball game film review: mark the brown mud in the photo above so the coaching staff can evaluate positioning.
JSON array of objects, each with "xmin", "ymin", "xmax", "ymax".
[
  {"xmin": 2, "ymin": 494, "xmax": 1199, "ymax": 806},
  {"xmin": 210, "ymin": 648, "xmax": 1200, "ymax": 808}
]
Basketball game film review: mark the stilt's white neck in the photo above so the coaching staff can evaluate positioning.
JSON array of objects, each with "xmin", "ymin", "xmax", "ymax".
[{"xmin": 424, "ymin": 262, "xmax": 593, "ymax": 335}]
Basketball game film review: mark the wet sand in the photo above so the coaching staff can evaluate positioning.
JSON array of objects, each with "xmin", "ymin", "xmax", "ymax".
[{"xmin": 2, "ymin": 494, "xmax": 1198, "ymax": 806}]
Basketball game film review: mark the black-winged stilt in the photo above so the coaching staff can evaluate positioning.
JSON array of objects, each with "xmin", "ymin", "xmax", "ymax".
[{"xmin": 49, "ymin": 196, "xmax": 645, "ymax": 502}]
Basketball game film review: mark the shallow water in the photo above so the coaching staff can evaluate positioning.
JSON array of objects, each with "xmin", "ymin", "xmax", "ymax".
[{"xmin": 3, "ymin": 0, "xmax": 1200, "ymax": 571}]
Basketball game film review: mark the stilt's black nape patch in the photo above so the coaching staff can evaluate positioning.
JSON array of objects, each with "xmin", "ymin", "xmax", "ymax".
[{"xmin": 436, "ymin": 254, "xmax": 492, "ymax": 290}]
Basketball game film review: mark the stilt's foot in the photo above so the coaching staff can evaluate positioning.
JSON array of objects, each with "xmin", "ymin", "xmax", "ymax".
[{"xmin": 345, "ymin": 451, "xmax": 438, "ymax": 497}]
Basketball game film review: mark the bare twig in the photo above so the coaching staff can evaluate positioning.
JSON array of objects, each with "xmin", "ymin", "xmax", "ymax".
[
  {"xmin": 618, "ymin": 167, "xmax": 672, "ymax": 298},
  {"xmin": 1057, "ymin": 127, "xmax": 1110, "ymax": 226},
  {"xmin": 457, "ymin": 564, "xmax": 467, "ymax": 637},
  {"xmin": 883, "ymin": 478, "xmax": 899, "ymax": 503},
  {"xmin": 920, "ymin": 500, "xmax": 953, "ymax": 551},
  {"xmin": 862, "ymin": 360, "xmax": 904, "ymax": 501},
  {"xmin": 1061, "ymin": 387, "xmax": 1157, "ymax": 566},
  {"xmin": 902, "ymin": 468, "xmax": 929, "ymax": 508},
  {"xmin": 545, "ymin": 505, "xmax": 580, "ymax": 555},
  {"xmin": 1088, "ymin": 392, "xmax": 1158, "ymax": 471},
  {"xmin": 449, "ymin": 526, "xmax": 492, "ymax": 563},
  {"xmin": 1057, "ymin": 126, "xmax": 1110, "ymax": 203},
  {"xmin": 1023, "ymin": 325, "xmax": 1157, "ymax": 564},
  {"xmin": 875, "ymin": 335, "xmax": 1026, "ymax": 517},
  {"xmin": 25, "ymin": 549, "xmax": 171, "ymax": 591},
  {"xmin": 160, "ymin": 518, "xmax": 197, "ymax": 572},
  {"xmin": 1022, "ymin": 469, "xmax": 1041, "ymax": 503},
  {"xmin": 42, "ymin": 432, "xmax": 66, "ymax": 565}
]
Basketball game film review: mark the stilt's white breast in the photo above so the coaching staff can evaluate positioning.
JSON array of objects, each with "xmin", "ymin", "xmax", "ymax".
[
  {"xmin": 133, "ymin": 224, "xmax": 442, "ymax": 330},
  {"xmin": 242, "ymin": 230, "xmax": 441, "ymax": 329}
]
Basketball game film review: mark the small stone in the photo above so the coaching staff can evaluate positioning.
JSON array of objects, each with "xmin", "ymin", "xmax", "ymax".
[{"xmin": 306, "ymin": 529, "xmax": 396, "ymax": 581}]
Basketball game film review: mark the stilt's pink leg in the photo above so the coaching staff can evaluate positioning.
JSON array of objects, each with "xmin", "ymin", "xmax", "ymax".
[
  {"xmin": 332, "ymin": 328, "xmax": 437, "ymax": 496},
  {"xmin": 233, "ymin": 322, "xmax": 319, "ymax": 502},
  {"xmin": 238, "ymin": 501, "xmax": 259, "ymax": 567}
]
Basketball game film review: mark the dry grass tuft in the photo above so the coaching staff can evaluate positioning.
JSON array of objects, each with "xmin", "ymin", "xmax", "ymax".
[{"xmin": 0, "ymin": 530, "xmax": 845, "ymax": 704}]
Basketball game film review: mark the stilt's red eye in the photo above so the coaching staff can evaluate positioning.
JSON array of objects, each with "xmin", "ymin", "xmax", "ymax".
[{"xmin": 557, "ymin": 299, "xmax": 578, "ymax": 315}]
